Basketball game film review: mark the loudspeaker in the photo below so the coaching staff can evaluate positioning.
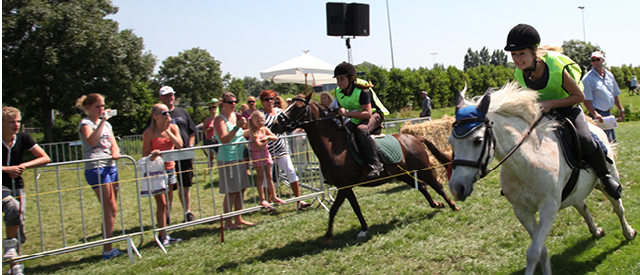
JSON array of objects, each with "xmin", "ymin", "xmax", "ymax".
[
  {"xmin": 347, "ymin": 3, "xmax": 369, "ymax": 36},
  {"xmin": 326, "ymin": 2, "xmax": 370, "ymax": 37},
  {"xmin": 326, "ymin": 2, "xmax": 347, "ymax": 36}
]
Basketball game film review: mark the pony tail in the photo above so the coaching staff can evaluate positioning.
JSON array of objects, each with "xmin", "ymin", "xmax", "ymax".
[
  {"xmin": 354, "ymin": 79, "xmax": 374, "ymax": 90},
  {"xmin": 75, "ymin": 95, "xmax": 88, "ymax": 113}
]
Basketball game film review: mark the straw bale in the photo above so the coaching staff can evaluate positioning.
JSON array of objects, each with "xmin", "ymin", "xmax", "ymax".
[{"xmin": 400, "ymin": 115, "xmax": 455, "ymax": 184}]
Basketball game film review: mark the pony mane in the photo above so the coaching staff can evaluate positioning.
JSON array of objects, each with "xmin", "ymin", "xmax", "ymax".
[{"xmin": 467, "ymin": 82, "xmax": 540, "ymax": 125}]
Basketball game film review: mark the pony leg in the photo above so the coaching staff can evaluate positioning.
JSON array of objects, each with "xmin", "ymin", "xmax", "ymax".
[
  {"xmin": 572, "ymin": 201, "xmax": 605, "ymax": 238},
  {"xmin": 605, "ymin": 196, "xmax": 637, "ymax": 240},
  {"xmin": 343, "ymin": 188, "xmax": 368, "ymax": 238},
  {"xmin": 324, "ymin": 189, "xmax": 348, "ymax": 245},
  {"xmin": 417, "ymin": 170, "xmax": 459, "ymax": 210},
  {"xmin": 513, "ymin": 205, "xmax": 553, "ymax": 275}
]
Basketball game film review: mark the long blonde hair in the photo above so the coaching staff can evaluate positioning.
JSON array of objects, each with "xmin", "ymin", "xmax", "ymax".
[
  {"xmin": 249, "ymin": 111, "xmax": 267, "ymax": 139},
  {"xmin": 148, "ymin": 103, "xmax": 169, "ymax": 138}
]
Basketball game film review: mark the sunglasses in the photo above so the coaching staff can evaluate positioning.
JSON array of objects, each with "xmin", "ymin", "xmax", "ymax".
[
  {"xmin": 223, "ymin": 100, "xmax": 238, "ymax": 104},
  {"xmin": 248, "ymin": 101, "xmax": 256, "ymax": 103},
  {"xmin": 591, "ymin": 58, "xmax": 602, "ymax": 62},
  {"xmin": 261, "ymin": 97, "xmax": 275, "ymax": 101},
  {"xmin": 156, "ymin": 111, "xmax": 171, "ymax": 116}
]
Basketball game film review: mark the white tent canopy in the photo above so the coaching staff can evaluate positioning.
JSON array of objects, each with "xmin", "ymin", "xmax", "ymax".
[{"xmin": 260, "ymin": 52, "xmax": 336, "ymax": 85}]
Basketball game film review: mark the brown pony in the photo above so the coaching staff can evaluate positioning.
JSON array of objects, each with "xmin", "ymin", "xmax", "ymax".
[{"xmin": 270, "ymin": 93, "xmax": 459, "ymax": 245}]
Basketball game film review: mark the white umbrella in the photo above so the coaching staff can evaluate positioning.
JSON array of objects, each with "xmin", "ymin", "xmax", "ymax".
[{"xmin": 260, "ymin": 52, "xmax": 336, "ymax": 92}]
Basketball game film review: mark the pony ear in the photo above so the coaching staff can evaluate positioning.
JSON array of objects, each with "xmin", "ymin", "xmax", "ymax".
[
  {"xmin": 305, "ymin": 91, "xmax": 314, "ymax": 102},
  {"xmin": 477, "ymin": 92, "xmax": 491, "ymax": 114},
  {"xmin": 455, "ymin": 90, "xmax": 466, "ymax": 111}
]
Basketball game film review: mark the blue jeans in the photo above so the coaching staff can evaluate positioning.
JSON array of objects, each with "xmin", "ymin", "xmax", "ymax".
[{"xmin": 592, "ymin": 109, "xmax": 617, "ymax": 143}]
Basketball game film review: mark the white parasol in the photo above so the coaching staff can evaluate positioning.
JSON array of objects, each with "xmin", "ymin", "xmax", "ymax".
[{"xmin": 260, "ymin": 52, "xmax": 336, "ymax": 91}]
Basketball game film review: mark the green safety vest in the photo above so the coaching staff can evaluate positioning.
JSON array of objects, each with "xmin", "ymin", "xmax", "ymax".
[
  {"xmin": 514, "ymin": 51, "xmax": 583, "ymax": 101},
  {"xmin": 336, "ymin": 78, "xmax": 389, "ymax": 124}
]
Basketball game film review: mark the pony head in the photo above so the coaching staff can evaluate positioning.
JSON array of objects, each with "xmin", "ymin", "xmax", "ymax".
[{"xmin": 448, "ymin": 88, "xmax": 494, "ymax": 201}]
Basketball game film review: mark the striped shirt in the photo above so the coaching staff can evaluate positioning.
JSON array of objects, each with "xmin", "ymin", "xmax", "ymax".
[{"xmin": 261, "ymin": 108, "xmax": 288, "ymax": 157}]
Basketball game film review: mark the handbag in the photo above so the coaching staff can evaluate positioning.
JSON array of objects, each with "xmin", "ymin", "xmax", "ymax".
[{"xmin": 138, "ymin": 156, "xmax": 168, "ymax": 197}]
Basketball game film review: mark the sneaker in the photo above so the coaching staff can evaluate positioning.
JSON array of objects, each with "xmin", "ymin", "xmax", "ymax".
[
  {"xmin": 102, "ymin": 248, "xmax": 123, "ymax": 260},
  {"xmin": 4, "ymin": 263, "xmax": 24, "ymax": 275},
  {"xmin": 161, "ymin": 235, "xmax": 182, "ymax": 246},
  {"xmin": 297, "ymin": 201, "xmax": 311, "ymax": 210},
  {"xmin": 185, "ymin": 212, "xmax": 195, "ymax": 222},
  {"xmin": 3, "ymin": 238, "xmax": 19, "ymax": 260}
]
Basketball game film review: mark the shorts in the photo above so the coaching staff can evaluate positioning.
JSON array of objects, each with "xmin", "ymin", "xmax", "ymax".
[
  {"xmin": 2, "ymin": 186, "xmax": 25, "ymax": 227},
  {"xmin": 173, "ymin": 159, "xmax": 193, "ymax": 190},
  {"xmin": 204, "ymin": 138, "xmax": 219, "ymax": 154},
  {"xmin": 84, "ymin": 166, "xmax": 119, "ymax": 190},
  {"xmin": 166, "ymin": 169, "xmax": 178, "ymax": 185}
]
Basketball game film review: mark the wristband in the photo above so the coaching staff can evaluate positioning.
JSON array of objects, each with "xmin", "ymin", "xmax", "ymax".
[{"xmin": 232, "ymin": 126, "xmax": 239, "ymax": 132}]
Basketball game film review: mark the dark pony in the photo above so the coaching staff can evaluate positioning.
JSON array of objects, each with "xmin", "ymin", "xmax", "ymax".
[{"xmin": 270, "ymin": 93, "xmax": 459, "ymax": 244}]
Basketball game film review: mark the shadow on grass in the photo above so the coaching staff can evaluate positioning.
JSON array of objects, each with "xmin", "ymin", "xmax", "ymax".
[
  {"xmin": 213, "ymin": 209, "xmax": 443, "ymax": 273},
  {"xmin": 509, "ymin": 237, "xmax": 632, "ymax": 275}
]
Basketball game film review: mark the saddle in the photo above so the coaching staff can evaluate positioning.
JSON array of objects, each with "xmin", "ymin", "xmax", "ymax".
[
  {"xmin": 552, "ymin": 114, "xmax": 610, "ymax": 201},
  {"xmin": 344, "ymin": 124, "xmax": 403, "ymax": 166}
]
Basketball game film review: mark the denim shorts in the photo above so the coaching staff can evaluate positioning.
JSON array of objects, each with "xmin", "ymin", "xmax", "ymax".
[{"xmin": 84, "ymin": 166, "xmax": 119, "ymax": 190}]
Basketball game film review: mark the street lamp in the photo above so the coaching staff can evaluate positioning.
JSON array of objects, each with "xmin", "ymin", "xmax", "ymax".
[
  {"xmin": 578, "ymin": 6, "xmax": 586, "ymax": 42},
  {"xmin": 430, "ymin": 52, "xmax": 437, "ymax": 68}
]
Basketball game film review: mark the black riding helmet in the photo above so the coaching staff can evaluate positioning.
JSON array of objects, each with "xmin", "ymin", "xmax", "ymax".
[
  {"xmin": 504, "ymin": 24, "xmax": 540, "ymax": 51},
  {"xmin": 334, "ymin": 62, "xmax": 356, "ymax": 78}
]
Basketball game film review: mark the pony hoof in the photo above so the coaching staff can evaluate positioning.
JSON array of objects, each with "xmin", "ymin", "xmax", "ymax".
[
  {"xmin": 357, "ymin": 231, "xmax": 368, "ymax": 239},
  {"xmin": 625, "ymin": 229, "xmax": 636, "ymax": 241},
  {"xmin": 595, "ymin": 228, "xmax": 605, "ymax": 238},
  {"xmin": 433, "ymin": 202, "xmax": 445, "ymax": 209}
]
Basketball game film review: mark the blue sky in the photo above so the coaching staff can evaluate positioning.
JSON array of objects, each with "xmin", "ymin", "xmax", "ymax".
[{"xmin": 109, "ymin": 0, "xmax": 640, "ymax": 80}]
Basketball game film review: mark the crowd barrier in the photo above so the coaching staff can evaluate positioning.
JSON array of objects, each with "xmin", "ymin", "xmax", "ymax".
[{"xmin": 4, "ymin": 117, "xmax": 433, "ymax": 266}]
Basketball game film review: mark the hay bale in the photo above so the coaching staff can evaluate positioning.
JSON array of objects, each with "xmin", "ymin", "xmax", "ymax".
[{"xmin": 400, "ymin": 115, "xmax": 455, "ymax": 184}]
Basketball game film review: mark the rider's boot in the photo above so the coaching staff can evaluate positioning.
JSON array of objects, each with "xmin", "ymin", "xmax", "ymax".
[
  {"xmin": 361, "ymin": 135, "xmax": 384, "ymax": 180},
  {"xmin": 588, "ymin": 144, "xmax": 622, "ymax": 200}
]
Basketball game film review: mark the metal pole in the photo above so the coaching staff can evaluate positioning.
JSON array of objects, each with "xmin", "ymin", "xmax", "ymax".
[
  {"xmin": 430, "ymin": 52, "xmax": 438, "ymax": 68},
  {"xmin": 386, "ymin": 0, "xmax": 395, "ymax": 68},
  {"xmin": 578, "ymin": 6, "xmax": 586, "ymax": 42}
]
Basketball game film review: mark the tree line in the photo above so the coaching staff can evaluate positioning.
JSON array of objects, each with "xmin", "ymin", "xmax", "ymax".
[{"xmin": 4, "ymin": 0, "xmax": 639, "ymax": 143}]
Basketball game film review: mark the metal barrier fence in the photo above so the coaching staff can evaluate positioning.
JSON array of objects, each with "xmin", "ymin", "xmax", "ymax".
[{"xmin": 6, "ymin": 117, "xmax": 431, "ymax": 265}]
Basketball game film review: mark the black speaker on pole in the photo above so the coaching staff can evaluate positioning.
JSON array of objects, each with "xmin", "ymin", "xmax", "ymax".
[
  {"xmin": 326, "ymin": 2, "xmax": 370, "ymax": 37},
  {"xmin": 347, "ymin": 3, "xmax": 369, "ymax": 36},
  {"xmin": 326, "ymin": 2, "xmax": 347, "ymax": 36}
]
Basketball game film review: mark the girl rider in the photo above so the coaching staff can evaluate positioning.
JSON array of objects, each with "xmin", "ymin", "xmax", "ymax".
[
  {"xmin": 333, "ymin": 62, "xmax": 390, "ymax": 180},
  {"xmin": 504, "ymin": 24, "xmax": 622, "ymax": 200}
]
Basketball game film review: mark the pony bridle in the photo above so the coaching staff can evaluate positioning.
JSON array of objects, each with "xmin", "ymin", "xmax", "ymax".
[
  {"xmin": 276, "ymin": 98, "xmax": 341, "ymax": 130},
  {"xmin": 451, "ymin": 117, "xmax": 495, "ymax": 182}
]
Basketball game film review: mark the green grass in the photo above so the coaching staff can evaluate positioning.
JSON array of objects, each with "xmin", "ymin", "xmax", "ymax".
[{"xmin": 5, "ymin": 118, "xmax": 639, "ymax": 275}]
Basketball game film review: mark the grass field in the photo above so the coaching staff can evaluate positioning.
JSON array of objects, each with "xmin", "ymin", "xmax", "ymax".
[{"xmin": 6, "ymin": 93, "xmax": 640, "ymax": 275}]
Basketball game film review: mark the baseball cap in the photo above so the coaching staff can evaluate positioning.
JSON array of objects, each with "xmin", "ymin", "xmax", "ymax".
[
  {"xmin": 421, "ymin": 90, "xmax": 428, "ymax": 95},
  {"xmin": 159, "ymin": 86, "xmax": 175, "ymax": 96},
  {"xmin": 590, "ymin": 51, "xmax": 605, "ymax": 60},
  {"xmin": 210, "ymin": 98, "xmax": 219, "ymax": 104}
]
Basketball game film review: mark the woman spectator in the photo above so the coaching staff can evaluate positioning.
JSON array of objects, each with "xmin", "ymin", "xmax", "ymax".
[
  {"xmin": 214, "ymin": 92, "xmax": 254, "ymax": 229},
  {"xmin": 75, "ymin": 93, "xmax": 122, "ymax": 260},
  {"xmin": 142, "ymin": 103, "xmax": 183, "ymax": 246},
  {"xmin": 259, "ymin": 90, "xmax": 311, "ymax": 210},
  {"xmin": 202, "ymin": 98, "xmax": 220, "ymax": 167},
  {"xmin": 241, "ymin": 96, "xmax": 258, "ymax": 121}
]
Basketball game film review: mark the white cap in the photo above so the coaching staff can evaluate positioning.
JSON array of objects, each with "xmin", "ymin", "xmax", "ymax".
[
  {"xmin": 159, "ymin": 86, "xmax": 175, "ymax": 96},
  {"xmin": 421, "ymin": 90, "xmax": 428, "ymax": 95},
  {"xmin": 590, "ymin": 51, "xmax": 605, "ymax": 60}
]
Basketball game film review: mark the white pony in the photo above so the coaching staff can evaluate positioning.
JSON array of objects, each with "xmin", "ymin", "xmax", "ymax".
[{"xmin": 448, "ymin": 82, "xmax": 636, "ymax": 275}]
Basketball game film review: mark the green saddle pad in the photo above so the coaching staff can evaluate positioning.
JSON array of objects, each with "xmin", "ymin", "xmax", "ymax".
[{"xmin": 349, "ymin": 134, "xmax": 402, "ymax": 165}]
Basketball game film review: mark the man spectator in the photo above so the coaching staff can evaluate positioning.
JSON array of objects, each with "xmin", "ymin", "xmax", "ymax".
[
  {"xmin": 419, "ymin": 90, "xmax": 432, "ymax": 118},
  {"xmin": 3, "ymin": 106, "xmax": 51, "ymax": 274},
  {"xmin": 151, "ymin": 86, "xmax": 197, "ymax": 222},
  {"xmin": 582, "ymin": 51, "xmax": 625, "ymax": 143}
]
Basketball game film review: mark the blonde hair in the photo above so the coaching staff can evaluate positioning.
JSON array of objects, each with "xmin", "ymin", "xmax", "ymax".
[
  {"xmin": 240, "ymin": 104, "xmax": 249, "ymax": 112},
  {"xmin": 75, "ymin": 93, "xmax": 104, "ymax": 114},
  {"xmin": 536, "ymin": 45, "xmax": 563, "ymax": 57},
  {"xmin": 2, "ymin": 106, "xmax": 20, "ymax": 120},
  {"xmin": 249, "ymin": 111, "xmax": 267, "ymax": 139},
  {"xmin": 148, "ymin": 103, "xmax": 169, "ymax": 137}
]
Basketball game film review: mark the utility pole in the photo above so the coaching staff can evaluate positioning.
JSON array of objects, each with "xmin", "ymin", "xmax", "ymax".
[{"xmin": 430, "ymin": 52, "xmax": 438, "ymax": 68}]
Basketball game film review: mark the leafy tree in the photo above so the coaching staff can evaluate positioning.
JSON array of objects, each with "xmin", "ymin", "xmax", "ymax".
[
  {"xmin": 479, "ymin": 47, "xmax": 491, "ymax": 66},
  {"xmin": 157, "ymin": 47, "xmax": 224, "ymax": 118},
  {"xmin": 3, "ymin": 0, "xmax": 155, "ymax": 141},
  {"xmin": 561, "ymin": 39, "xmax": 602, "ymax": 74},
  {"xmin": 490, "ymin": 50, "xmax": 508, "ymax": 66},
  {"xmin": 463, "ymin": 48, "xmax": 480, "ymax": 71},
  {"xmin": 226, "ymin": 77, "xmax": 245, "ymax": 99}
]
